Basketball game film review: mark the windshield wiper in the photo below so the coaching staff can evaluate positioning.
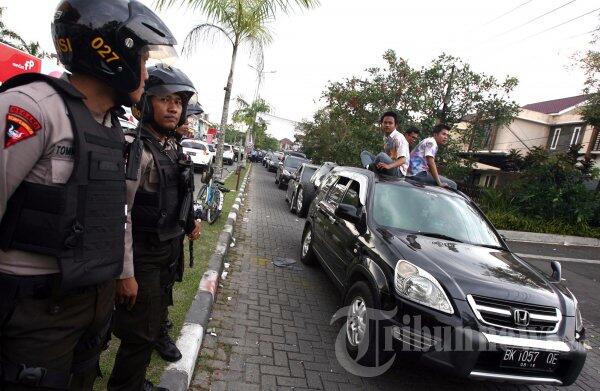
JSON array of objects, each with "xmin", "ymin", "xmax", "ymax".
[
  {"xmin": 413, "ymin": 232, "xmax": 463, "ymax": 243},
  {"xmin": 475, "ymin": 243, "xmax": 505, "ymax": 250}
]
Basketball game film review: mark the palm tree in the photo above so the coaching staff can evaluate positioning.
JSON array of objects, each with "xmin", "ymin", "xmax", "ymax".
[
  {"xmin": 156, "ymin": 0, "xmax": 319, "ymax": 177},
  {"xmin": 0, "ymin": 7, "xmax": 27, "ymax": 49},
  {"xmin": 233, "ymin": 96, "xmax": 271, "ymax": 149}
]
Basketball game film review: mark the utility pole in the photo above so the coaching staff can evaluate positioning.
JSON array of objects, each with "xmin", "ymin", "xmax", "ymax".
[{"xmin": 248, "ymin": 64, "xmax": 276, "ymax": 151}]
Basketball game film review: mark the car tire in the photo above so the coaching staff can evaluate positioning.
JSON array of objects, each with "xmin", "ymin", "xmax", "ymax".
[
  {"xmin": 296, "ymin": 187, "xmax": 307, "ymax": 217},
  {"xmin": 300, "ymin": 226, "xmax": 317, "ymax": 266},
  {"xmin": 343, "ymin": 281, "xmax": 394, "ymax": 370},
  {"xmin": 289, "ymin": 190, "xmax": 297, "ymax": 213}
]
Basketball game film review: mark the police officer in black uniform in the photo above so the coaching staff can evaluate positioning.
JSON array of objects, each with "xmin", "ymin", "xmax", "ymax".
[
  {"xmin": 0, "ymin": 1, "xmax": 177, "ymax": 390},
  {"xmin": 108, "ymin": 64, "xmax": 202, "ymax": 391}
]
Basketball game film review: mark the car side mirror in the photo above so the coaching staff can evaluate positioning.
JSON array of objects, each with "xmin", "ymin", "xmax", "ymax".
[
  {"xmin": 335, "ymin": 203, "xmax": 361, "ymax": 225},
  {"xmin": 550, "ymin": 261, "xmax": 562, "ymax": 283}
]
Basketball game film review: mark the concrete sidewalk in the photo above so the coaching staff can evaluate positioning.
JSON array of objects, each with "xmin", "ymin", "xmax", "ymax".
[{"xmin": 499, "ymin": 229, "xmax": 600, "ymax": 247}]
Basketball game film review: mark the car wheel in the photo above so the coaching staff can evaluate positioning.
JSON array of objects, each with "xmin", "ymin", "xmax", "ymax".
[
  {"xmin": 343, "ymin": 281, "xmax": 394, "ymax": 370},
  {"xmin": 296, "ymin": 188, "xmax": 305, "ymax": 217},
  {"xmin": 300, "ymin": 226, "xmax": 317, "ymax": 265},
  {"xmin": 289, "ymin": 190, "xmax": 297, "ymax": 213}
]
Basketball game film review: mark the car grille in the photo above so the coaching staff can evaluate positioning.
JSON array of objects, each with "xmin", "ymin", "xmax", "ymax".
[{"xmin": 467, "ymin": 295, "xmax": 561, "ymax": 334}]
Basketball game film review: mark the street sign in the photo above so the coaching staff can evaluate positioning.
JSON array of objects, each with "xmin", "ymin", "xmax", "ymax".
[{"xmin": 0, "ymin": 42, "xmax": 42, "ymax": 83}]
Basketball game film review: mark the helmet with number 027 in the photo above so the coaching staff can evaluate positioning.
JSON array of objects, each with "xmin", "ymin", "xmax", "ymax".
[{"xmin": 51, "ymin": 0, "xmax": 178, "ymax": 100}]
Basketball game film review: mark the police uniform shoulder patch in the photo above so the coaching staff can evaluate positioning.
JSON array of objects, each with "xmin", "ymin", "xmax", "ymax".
[{"xmin": 4, "ymin": 105, "xmax": 42, "ymax": 148}]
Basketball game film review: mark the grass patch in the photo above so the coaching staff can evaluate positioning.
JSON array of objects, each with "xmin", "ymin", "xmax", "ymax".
[
  {"xmin": 95, "ymin": 165, "xmax": 248, "ymax": 389},
  {"xmin": 486, "ymin": 209, "xmax": 600, "ymax": 239}
]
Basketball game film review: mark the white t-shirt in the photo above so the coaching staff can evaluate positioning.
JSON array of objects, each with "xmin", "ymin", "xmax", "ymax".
[
  {"xmin": 383, "ymin": 129, "xmax": 410, "ymax": 175},
  {"xmin": 409, "ymin": 136, "xmax": 438, "ymax": 175}
]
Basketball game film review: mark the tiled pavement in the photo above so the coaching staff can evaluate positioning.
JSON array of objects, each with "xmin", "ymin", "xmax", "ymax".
[{"xmin": 190, "ymin": 163, "xmax": 600, "ymax": 391}]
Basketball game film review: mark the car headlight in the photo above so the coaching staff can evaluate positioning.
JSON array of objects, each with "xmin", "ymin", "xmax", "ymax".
[
  {"xmin": 573, "ymin": 296, "xmax": 583, "ymax": 333},
  {"xmin": 394, "ymin": 260, "xmax": 454, "ymax": 314}
]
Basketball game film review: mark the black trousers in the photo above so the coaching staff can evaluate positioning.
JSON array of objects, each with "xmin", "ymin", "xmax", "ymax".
[
  {"xmin": 107, "ymin": 234, "xmax": 181, "ymax": 391},
  {"xmin": 0, "ymin": 274, "xmax": 115, "ymax": 391}
]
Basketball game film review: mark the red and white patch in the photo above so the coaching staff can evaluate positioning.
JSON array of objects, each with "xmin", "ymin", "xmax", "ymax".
[{"xmin": 4, "ymin": 105, "xmax": 42, "ymax": 148}]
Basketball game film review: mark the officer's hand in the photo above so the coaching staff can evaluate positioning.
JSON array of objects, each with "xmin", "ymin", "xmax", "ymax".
[
  {"xmin": 116, "ymin": 277, "xmax": 138, "ymax": 310},
  {"xmin": 188, "ymin": 219, "xmax": 202, "ymax": 241}
]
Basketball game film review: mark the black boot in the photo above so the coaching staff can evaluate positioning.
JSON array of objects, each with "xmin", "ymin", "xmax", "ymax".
[
  {"xmin": 154, "ymin": 320, "xmax": 182, "ymax": 362},
  {"xmin": 143, "ymin": 379, "xmax": 168, "ymax": 391}
]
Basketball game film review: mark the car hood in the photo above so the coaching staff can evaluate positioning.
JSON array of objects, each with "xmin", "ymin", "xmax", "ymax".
[{"xmin": 384, "ymin": 230, "xmax": 569, "ymax": 311}]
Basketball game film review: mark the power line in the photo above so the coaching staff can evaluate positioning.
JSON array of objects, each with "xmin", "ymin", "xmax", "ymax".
[
  {"xmin": 567, "ymin": 28, "xmax": 598, "ymax": 40},
  {"xmin": 513, "ymin": 7, "xmax": 600, "ymax": 44},
  {"xmin": 483, "ymin": 0, "xmax": 534, "ymax": 26},
  {"xmin": 483, "ymin": 0, "xmax": 576, "ymax": 43},
  {"xmin": 259, "ymin": 112, "xmax": 300, "ymax": 124}
]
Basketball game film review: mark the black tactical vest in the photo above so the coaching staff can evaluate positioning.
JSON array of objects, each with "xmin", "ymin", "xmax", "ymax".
[
  {"xmin": 0, "ymin": 73, "xmax": 126, "ymax": 290},
  {"xmin": 131, "ymin": 128, "xmax": 184, "ymax": 242}
]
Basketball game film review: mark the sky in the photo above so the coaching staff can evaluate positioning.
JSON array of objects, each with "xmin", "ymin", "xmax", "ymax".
[{"xmin": 2, "ymin": 0, "xmax": 599, "ymax": 141}]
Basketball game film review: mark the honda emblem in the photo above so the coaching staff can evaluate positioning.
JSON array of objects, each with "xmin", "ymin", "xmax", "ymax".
[{"xmin": 513, "ymin": 309, "xmax": 530, "ymax": 326}]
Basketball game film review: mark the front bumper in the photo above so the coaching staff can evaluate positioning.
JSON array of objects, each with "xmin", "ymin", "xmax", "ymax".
[{"xmin": 387, "ymin": 300, "xmax": 587, "ymax": 386}]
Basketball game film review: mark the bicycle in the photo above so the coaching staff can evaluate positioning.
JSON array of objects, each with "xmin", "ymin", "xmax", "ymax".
[{"xmin": 194, "ymin": 174, "xmax": 231, "ymax": 224}]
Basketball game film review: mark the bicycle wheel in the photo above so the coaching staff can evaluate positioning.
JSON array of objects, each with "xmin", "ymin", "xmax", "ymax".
[{"xmin": 206, "ymin": 188, "xmax": 222, "ymax": 224}]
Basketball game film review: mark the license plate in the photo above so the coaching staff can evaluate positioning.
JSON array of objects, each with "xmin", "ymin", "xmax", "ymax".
[{"xmin": 500, "ymin": 348, "xmax": 560, "ymax": 371}]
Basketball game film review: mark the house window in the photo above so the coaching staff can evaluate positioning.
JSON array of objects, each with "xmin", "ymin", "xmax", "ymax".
[
  {"xmin": 550, "ymin": 128, "xmax": 561, "ymax": 150},
  {"xmin": 570, "ymin": 127, "xmax": 581, "ymax": 146},
  {"xmin": 484, "ymin": 175, "xmax": 497, "ymax": 188}
]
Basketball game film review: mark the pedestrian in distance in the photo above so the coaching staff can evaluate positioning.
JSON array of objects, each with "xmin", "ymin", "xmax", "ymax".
[
  {"xmin": 360, "ymin": 110, "xmax": 410, "ymax": 176},
  {"xmin": 408, "ymin": 123, "xmax": 457, "ymax": 189},
  {"xmin": 0, "ymin": 0, "xmax": 177, "ymax": 390},
  {"xmin": 108, "ymin": 64, "xmax": 202, "ymax": 391}
]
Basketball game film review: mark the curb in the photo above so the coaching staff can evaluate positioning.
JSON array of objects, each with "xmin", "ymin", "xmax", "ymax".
[
  {"xmin": 159, "ymin": 164, "xmax": 251, "ymax": 390},
  {"xmin": 499, "ymin": 229, "xmax": 600, "ymax": 247}
]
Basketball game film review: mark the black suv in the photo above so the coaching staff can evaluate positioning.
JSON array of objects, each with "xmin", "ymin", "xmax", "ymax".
[
  {"xmin": 301, "ymin": 166, "xmax": 586, "ymax": 385},
  {"xmin": 276, "ymin": 155, "xmax": 309, "ymax": 189}
]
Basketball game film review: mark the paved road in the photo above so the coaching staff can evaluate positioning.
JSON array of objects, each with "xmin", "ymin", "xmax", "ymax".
[{"xmin": 191, "ymin": 163, "xmax": 600, "ymax": 391}]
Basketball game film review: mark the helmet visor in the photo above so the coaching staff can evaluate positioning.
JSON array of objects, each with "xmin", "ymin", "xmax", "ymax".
[
  {"xmin": 146, "ymin": 84, "xmax": 197, "ymax": 102},
  {"xmin": 144, "ymin": 45, "xmax": 179, "ymax": 66}
]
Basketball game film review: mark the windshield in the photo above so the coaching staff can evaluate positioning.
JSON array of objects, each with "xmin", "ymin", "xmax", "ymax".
[
  {"xmin": 284, "ymin": 157, "xmax": 305, "ymax": 169},
  {"xmin": 181, "ymin": 141, "xmax": 205, "ymax": 150},
  {"xmin": 208, "ymin": 144, "xmax": 215, "ymax": 152},
  {"xmin": 301, "ymin": 167, "xmax": 317, "ymax": 181},
  {"xmin": 373, "ymin": 184, "xmax": 501, "ymax": 247}
]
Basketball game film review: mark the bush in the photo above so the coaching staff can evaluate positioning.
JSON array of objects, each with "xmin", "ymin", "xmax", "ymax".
[{"xmin": 485, "ymin": 210, "xmax": 600, "ymax": 239}]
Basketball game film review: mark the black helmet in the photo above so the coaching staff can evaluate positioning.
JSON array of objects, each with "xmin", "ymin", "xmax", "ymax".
[
  {"xmin": 186, "ymin": 101, "xmax": 204, "ymax": 117},
  {"xmin": 135, "ymin": 64, "xmax": 197, "ymax": 128},
  {"xmin": 51, "ymin": 0, "xmax": 177, "ymax": 100}
]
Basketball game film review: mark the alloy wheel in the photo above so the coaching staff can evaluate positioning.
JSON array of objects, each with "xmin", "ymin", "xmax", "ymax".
[{"xmin": 346, "ymin": 296, "xmax": 367, "ymax": 347}]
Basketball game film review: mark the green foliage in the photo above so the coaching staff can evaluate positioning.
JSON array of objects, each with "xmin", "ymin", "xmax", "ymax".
[
  {"xmin": 476, "ymin": 147, "xmax": 600, "ymax": 237},
  {"xmin": 299, "ymin": 50, "xmax": 519, "ymax": 181},
  {"xmin": 579, "ymin": 28, "xmax": 600, "ymax": 127}
]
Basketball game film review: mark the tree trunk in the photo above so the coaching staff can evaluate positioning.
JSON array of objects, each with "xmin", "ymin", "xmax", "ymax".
[{"xmin": 214, "ymin": 39, "xmax": 239, "ymax": 178}]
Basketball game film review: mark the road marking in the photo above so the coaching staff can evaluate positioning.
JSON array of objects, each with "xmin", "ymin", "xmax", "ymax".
[{"xmin": 517, "ymin": 253, "xmax": 600, "ymax": 265}]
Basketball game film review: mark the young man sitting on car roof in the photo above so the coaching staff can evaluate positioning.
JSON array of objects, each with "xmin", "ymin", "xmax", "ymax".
[
  {"xmin": 408, "ymin": 123, "xmax": 457, "ymax": 189},
  {"xmin": 360, "ymin": 111, "xmax": 410, "ymax": 177}
]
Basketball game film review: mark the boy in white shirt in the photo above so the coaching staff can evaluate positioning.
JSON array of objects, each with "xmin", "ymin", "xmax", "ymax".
[
  {"xmin": 360, "ymin": 111, "xmax": 410, "ymax": 176},
  {"xmin": 408, "ymin": 123, "xmax": 456, "ymax": 188}
]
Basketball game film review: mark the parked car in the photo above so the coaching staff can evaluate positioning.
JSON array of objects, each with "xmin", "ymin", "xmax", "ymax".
[
  {"xmin": 267, "ymin": 152, "xmax": 283, "ymax": 172},
  {"xmin": 286, "ymin": 163, "xmax": 319, "ymax": 214},
  {"xmin": 262, "ymin": 150, "xmax": 272, "ymax": 166},
  {"xmin": 181, "ymin": 139, "xmax": 211, "ymax": 171},
  {"xmin": 207, "ymin": 143, "xmax": 216, "ymax": 163},
  {"xmin": 276, "ymin": 155, "xmax": 310, "ymax": 189},
  {"xmin": 222, "ymin": 144, "xmax": 235, "ymax": 165},
  {"xmin": 290, "ymin": 161, "xmax": 337, "ymax": 218},
  {"xmin": 301, "ymin": 166, "xmax": 586, "ymax": 385},
  {"xmin": 282, "ymin": 150, "xmax": 307, "ymax": 159}
]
